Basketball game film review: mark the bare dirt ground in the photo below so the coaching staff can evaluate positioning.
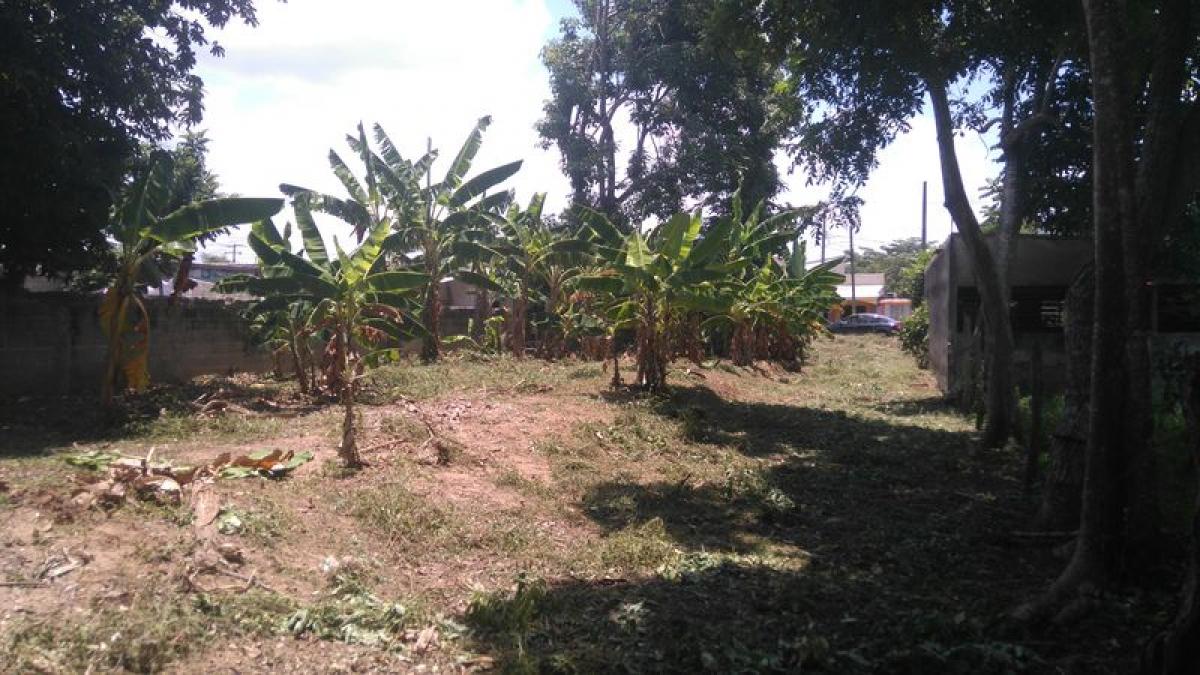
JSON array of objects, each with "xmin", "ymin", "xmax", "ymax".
[{"xmin": 0, "ymin": 337, "xmax": 1179, "ymax": 673}]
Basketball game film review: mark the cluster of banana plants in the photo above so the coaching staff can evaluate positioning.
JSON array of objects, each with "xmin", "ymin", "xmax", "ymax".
[
  {"xmin": 572, "ymin": 192, "xmax": 842, "ymax": 392},
  {"xmin": 277, "ymin": 116, "xmax": 522, "ymax": 362},
  {"xmin": 99, "ymin": 151, "xmax": 283, "ymax": 409},
  {"xmin": 454, "ymin": 194, "xmax": 592, "ymax": 358},
  {"xmin": 717, "ymin": 196, "xmax": 842, "ymax": 368},
  {"xmin": 217, "ymin": 117, "xmax": 522, "ymax": 466}
]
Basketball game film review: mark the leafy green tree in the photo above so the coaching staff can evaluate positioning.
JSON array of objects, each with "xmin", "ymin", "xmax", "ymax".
[
  {"xmin": 99, "ymin": 151, "xmax": 282, "ymax": 408},
  {"xmin": 539, "ymin": 0, "xmax": 789, "ymax": 227},
  {"xmin": 843, "ymin": 238, "xmax": 926, "ymax": 290},
  {"xmin": 762, "ymin": 0, "xmax": 1050, "ymax": 448},
  {"xmin": 0, "ymin": 0, "xmax": 263, "ymax": 288}
]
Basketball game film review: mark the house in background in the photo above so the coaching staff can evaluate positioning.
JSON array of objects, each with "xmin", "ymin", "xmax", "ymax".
[
  {"xmin": 828, "ymin": 264, "xmax": 884, "ymax": 322},
  {"xmin": 925, "ymin": 233, "xmax": 1094, "ymax": 397},
  {"xmin": 827, "ymin": 263, "xmax": 913, "ymax": 322}
]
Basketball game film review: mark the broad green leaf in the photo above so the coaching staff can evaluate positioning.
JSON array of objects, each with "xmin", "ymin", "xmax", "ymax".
[
  {"xmin": 658, "ymin": 212, "xmax": 691, "ymax": 261},
  {"xmin": 443, "ymin": 116, "xmax": 492, "ymax": 189},
  {"xmin": 292, "ymin": 197, "xmax": 329, "ymax": 267},
  {"xmin": 365, "ymin": 271, "xmax": 430, "ymax": 292},
  {"xmin": 448, "ymin": 160, "xmax": 523, "ymax": 207},
  {"xmin": 328, "ymin": 150, "xmax": 368, "ymax": 205},
  {"xmin": 150, "ymin": 198, "xmax": 283, "ymax": 244},
  {"xmin": 624, "ymin": 231, "xmax": 652, "ymax": 268},
  {"xmin": 116, "ymin": 151, "xmax": 174, "ymax": 244},
  {"xmin": 247, "ymin": 230, "xmax": 284, "ymax": 267},
  {"xmin": 454, "ymin": 269, "xmax": 504, "ymax": 294},
  {"xmin": 373, "ymin": 123, "xmax": 404, "ymax": 168},
  {"xmin": 688, "ymin": 215, "xmax": 734, "ymax": 265},
  {"xmin": 348, "ymin": 216, "xmax": 392, "ymax": 278}
]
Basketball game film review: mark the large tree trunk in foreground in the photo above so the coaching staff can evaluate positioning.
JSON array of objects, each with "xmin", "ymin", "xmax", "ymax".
[
  {"xmin": 928, "ymin": 79, "xmax": 1019, "ymax": 448},
  {"xmin": 1124, "ymin": 0, "xmax": 1200, "ymax": 567},
  {"xmin": 1035, "ymin": 266, "xmax": 1093, "ymax": 532},
  {"xmin": 1015, "ymin": 0, "xmax": 1135, "ymax": 621}
]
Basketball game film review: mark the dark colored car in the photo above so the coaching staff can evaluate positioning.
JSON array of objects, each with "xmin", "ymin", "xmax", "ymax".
[{"xmin": 828, "ymin": 313, "xmax": 902, "ymax": 335}]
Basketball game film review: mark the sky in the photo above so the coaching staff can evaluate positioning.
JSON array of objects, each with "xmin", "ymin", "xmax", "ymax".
[{"xmin": 194, "ymin": 0, "xmax": 999, "ymax": 265}]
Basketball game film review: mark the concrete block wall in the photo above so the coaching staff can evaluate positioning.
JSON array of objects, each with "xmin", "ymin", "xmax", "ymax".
[{"xmin": 0, "ymin": 293, "xmax": 273, "ymax": 396}]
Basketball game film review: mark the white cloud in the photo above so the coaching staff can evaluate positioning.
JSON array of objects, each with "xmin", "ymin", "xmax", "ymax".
[
  {"xmin": 196, "ymin": 0, "xmax": 568, "ymax": 259},
  {"xmin": 192, "ymin": 0, "xmax": 998, "ymax": 263}
]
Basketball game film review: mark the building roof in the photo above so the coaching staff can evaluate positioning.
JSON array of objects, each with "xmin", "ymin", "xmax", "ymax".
[
  {"xmin": 836, "ymin": 283, "xmax": 885, "ymax": 301},
  {"xmin": 833, "ymin": 272, "xmax": 887, "ymax": 301}
]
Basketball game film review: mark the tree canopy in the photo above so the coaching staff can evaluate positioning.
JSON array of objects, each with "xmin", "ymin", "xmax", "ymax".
[
  {"xmin": 538, "ymin": 0, "xmax": 791, "ymax": 228},
  {"xmin": 0, "ymin": 0, "xmax": 261, "ymax": 287}
]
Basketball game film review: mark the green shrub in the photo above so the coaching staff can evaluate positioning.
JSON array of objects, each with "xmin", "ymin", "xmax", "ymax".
[{"xmin": 900, "ymin": 304, "xmax": 930, "ymax": 369}]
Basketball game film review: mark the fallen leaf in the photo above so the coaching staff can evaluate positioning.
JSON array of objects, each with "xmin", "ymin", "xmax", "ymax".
[{"xmin": 414, "ymin": 626, "xmax": 439, "ymax": 653}]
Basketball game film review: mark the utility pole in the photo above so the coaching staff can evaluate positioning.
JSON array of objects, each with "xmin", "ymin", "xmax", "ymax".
[
  {"xmin": 225, "ymin": 243, "xmax": 243, "ymax": 263},
  {"xmin": 921, "ymin": 180, "xmax": 928, "ymax": 247},
  {"xmin": 849, "ymin": 225, "xmax": 857, "ymax": 314},
  {"xmin": 820, "ymin": 220, "xmax": 826, "ymax": 263}
]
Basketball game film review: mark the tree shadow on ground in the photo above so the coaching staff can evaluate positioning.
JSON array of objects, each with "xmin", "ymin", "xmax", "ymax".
[
  {"xmin": 0, "ymin": 376, "xmax": 320, "ymax": 457},
  {"xmin": 464, "ymin": 385, "xmax": 1160, "ymax": 673},
  {"xmin": 870, "ymin": 395, "xmax": 961, "ymax": 418}
]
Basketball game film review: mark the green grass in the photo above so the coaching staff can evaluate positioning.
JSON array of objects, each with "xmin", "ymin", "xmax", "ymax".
[
  {"xmin": 1, "ymin": 591, "xmax": 294, "ymax": 673},
  {"xmin": 0, "ymin": 336, "xmax": 1179, "ymax": 674},
  {"xmin": 363, "ymin": 353, "xmax": 599, "ymax": 401},
  {"xmin": 340, "ymin": 479, "xmax": 538, "ymax": 557}
]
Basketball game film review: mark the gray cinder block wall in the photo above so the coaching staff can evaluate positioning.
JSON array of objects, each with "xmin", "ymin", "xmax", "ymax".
[{"xmin": 0, "ymin": 293, "xmax": 272, "ymax": 396}]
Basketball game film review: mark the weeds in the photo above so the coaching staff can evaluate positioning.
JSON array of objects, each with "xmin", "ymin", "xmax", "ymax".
[
  {"xmin": 466, "ymin": 574, "xmax": 547, "ymax": 670},
  {"xmin": 342, "ymin": 481, "xmax": 459, "ymax": 551},
  {"xmin": 593, "ymin": 518, "xmax": 679, "ymax": 572},
  {"xmin": 283, "ymin": 574, "xmax": 415, "ymax": 648},
  {"xmin": 1, "ymin": 590, "xmax": 292, "ymax": 673}
]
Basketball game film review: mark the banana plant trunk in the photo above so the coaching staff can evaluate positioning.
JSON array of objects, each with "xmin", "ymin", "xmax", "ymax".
[
  {"xmin": 336, "ymin": 321, "xmax": 363, "ymax": 468},
  {"xmin": 510, "ymin": 279, "xmax": 528, "ymax": 358},
  {"xmin": 290, "ymin": 329, "xmax": 310, "ymax": 396},
  {"xmin": 421, "ymin": 276, "xmax": 441, "ymax": 362},
  {"xmin": 731, "ymin": 321, "xmax": 754, "ymax": 367},
  {"xmin": 636, "ymin": 296, "xmax": 668, "ymax": 392},
  {"xmin": 100, "ymin": 301, "xmax": 125, "ymax": 410}
]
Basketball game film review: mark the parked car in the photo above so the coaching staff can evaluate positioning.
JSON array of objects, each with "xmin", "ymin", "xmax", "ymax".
[{"xmin": 828, "ymin": 313, "xmax": 902, "ymax": 335}]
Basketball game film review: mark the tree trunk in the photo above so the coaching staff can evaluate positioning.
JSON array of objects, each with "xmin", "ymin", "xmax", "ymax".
[
  {"xmin": 1015, "ymin": 0, "xmax": 1136, "ymax": 621},
  {"xmin": 337, "ymin": 323, "xmax": 363, "ymax": 468},
  {"xmin": 472, "ymin": 285, "xmax": 489, "ymax": 342},
  {"xmin": 928, "ymin": 78, "xmax": 1018, "ymax": 448},
  {"xmin": 1143, "ymin": 358, "xmax": 1200, "ymax": 674},
  {"xmin": 421, "ymin": 278, "xmax": 441, "ymax": 362},
  {"xmin": 510, "ymin": 287, "xmax": 528, "ymax": 358},
  {"xmin": 1124, "ymin": 0, "xmax": 1198, "ymax": 567},
  {"xmin": 1035, "ymin": 266, "xmax": 1093, "ymax": 532}
]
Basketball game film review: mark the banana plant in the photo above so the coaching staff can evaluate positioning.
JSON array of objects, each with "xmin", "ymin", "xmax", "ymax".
[
  {"xmin": 99, "ymin": 151, "xmax": 283, "ymax": 408},
  {"xmin": 455, "ymin": 194, "xmax": 592, "ymax": 357},
  {"xmin": 712, "ymin": 190, "xmax": 837, "ymax": 366},
  {"xmin": 230, "ymin": 219, "xmax": 322, "ymax": 394},
  {"xmin": 726, "ymin": 241, "xmax": 843, "ymax": 367},
  {"xmin": 219, "ymin": 208, "xmax": 428, "ymax": 467},
  {"xmin": 576, "ymin": 209, "xmax": 740, "ymax": 392},
  {"xmin": 284, "ymin": 118, "xmax": 521, "ymax": 362}
]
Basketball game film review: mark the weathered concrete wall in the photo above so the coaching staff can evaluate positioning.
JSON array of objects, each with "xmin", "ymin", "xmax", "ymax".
[
  {"xmin": 925, "ymin": 234, "xmax": 1092, "ymax": 397},
  {"xmin": 925, "ymin": 237, "xmax": 954, "ymax": 392},
  {"xmin": 0, "ymin": 293, "xmax": 272, "ymax": 396}
]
